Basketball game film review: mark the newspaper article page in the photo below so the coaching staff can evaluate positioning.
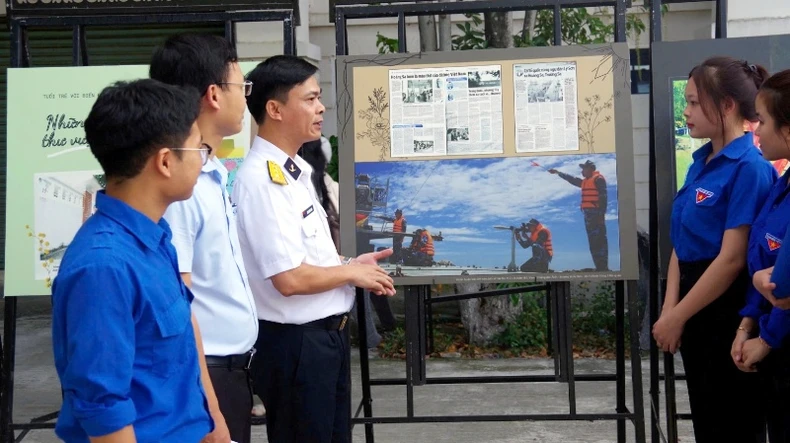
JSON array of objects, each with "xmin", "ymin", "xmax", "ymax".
[
  {"xmin": 513, "ymin": 61, "xmax": 579, "ymax": 153},
  {"xmin": 389, "ymin": 65, "xmax": 504, "ymax": 158}
]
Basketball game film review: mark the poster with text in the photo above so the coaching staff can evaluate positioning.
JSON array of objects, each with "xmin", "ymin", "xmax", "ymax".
[
  {"xmin": 388, "ymin": 65, "xmax": 504, "ymax": 158},
  {"xmin": 5, "ymin": 63, "xmax": 259, "ymax": 296},
  {"xmin": 514, "ymin": 61, "xmax": 579, "ymax": 153}
]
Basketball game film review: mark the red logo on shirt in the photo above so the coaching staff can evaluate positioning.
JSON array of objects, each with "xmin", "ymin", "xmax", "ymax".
[
  {"xmin": 766, "ymin": 233, "xmax": 783, "ymax": 252},
  {"xmin": 695, "ymin": 188, "xmax": 714, "ymax": 204}
]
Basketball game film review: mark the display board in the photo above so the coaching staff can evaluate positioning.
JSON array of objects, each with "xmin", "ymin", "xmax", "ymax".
[
  {"xmin": 337, "ymin": 44, "xmax": 639, "ymax": 285},
  {"xmin": 652, "ymin": 34, "xmax": 790, "ymax": 278},
  {"xmin": 4, "ymin": 62, "xmax": 260, "ymax": 296}
]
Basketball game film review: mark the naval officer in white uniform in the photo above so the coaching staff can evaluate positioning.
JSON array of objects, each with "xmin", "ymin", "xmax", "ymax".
[{"xmin": 233, "ymin": 54, "xmax": 396, "ymax": 443}]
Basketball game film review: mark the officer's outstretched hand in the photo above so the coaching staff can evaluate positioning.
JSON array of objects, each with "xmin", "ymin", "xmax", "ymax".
[
  {"xmin": 348, "ymin": 262, "xmax": 396, "ymax": 296},
  {"xmin": 356, "ymin": 248, "xmax": 394, "ymax": 265}
]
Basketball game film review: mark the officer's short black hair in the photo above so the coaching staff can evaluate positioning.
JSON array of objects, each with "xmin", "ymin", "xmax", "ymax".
[
  {"xmin": 246, "ymin": 55, "xmax": 319, "ymax": 125},
  {"xmin": 84, "ymin": 79, "xmax": 201, "ymax": 181},
  {"xmin": 149, "ymin": 33, "xmax": 238, "ymax": 96}
]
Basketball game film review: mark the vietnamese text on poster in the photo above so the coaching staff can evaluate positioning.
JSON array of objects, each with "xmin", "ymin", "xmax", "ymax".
[
  {"xmin": 5, "ymin": 63, "xmax": 258, "ymax": 296},
  {"xmin": 388, "ymin": 65, "xmax": 504, "ymax": 158},
  {"xmin": 513, "ymin": 61, "xmax": 579, "ymax": 153}
]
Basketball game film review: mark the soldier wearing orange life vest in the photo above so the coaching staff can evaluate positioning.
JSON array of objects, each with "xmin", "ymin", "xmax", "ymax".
[
  {"xmin": 404, "ymin": 228, "xmax": 434, "ymax": 266},
  {"xmin": 391, "ymin": 209, "xmax": 407, "ymax": 264},
  {"xmin": 548, "ymin": 159, "xmax": 609, "ymax": 271},
  {"xmin": 515, "ymin": 219, "xmax": 553, "ymax": 272}
]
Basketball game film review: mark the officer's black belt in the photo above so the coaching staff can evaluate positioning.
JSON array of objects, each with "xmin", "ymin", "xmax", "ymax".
[
  {"xmin": 205, "ymin": 349, "xmax": 256, "ymax": 370},
  {"xmin": 261, "ymin": 313, "xmax": 350, "ymax": 331}
]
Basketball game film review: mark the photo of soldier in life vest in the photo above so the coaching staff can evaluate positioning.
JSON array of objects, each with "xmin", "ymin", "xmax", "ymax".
[
  {"xmin": 548, "ymin": 160, "xmax": 609, "ymax": 271},
  {"xmin": 390, "ymin": 208, "xmax": 406, "ymax": 263},
  {"xmin": 401, "ymin": 228, "xmax": 435, "ymax": 267},
  {"xmin": 353, "ymin": 152, "xmax": 619, "ymax": 277},
  {"xmin": 515, "ymin": 219, "xmax": 553, "ymax": 272}
]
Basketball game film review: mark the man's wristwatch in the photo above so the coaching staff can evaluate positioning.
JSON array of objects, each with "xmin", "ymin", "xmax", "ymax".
[{"xmin": 342, "ymin": 256, "xmax": 354, "ymax": 265}]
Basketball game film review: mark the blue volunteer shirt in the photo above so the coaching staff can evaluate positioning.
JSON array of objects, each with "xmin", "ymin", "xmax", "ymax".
[
  {"xmin": 740, "ymin": 169, "xmax": 790, "ymax": 321},
  {"xmin": 764, "ymin": 224, "xmax": 790, "ymax": 348},
  {"xmin": 670, "ymin": 132, "xmax": 776, "ymax": 263},
  {"xmin": 51, "ymin": 191, "xmax": 212, "ymax": 442}
]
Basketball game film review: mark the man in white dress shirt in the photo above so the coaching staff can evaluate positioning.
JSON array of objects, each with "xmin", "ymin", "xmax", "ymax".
[
  {"xmin": 150, "ymin": 34, "xmax": 258, "ymax": 443},
  {"xmin": 234, "ymin": 55, "xmax": 396, "ymax": 443}
]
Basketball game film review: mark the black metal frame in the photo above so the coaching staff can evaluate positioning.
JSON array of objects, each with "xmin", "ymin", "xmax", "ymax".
[
  {"xmin": 0, "ymin": 10, "xmax": 296, "ymax": 443},
  {"xmin": 334, "ymin": 1, "xmax": 662, "ymax": 442},
  {"xmin": 7, "ymin": 0, "xmax": 303, "ymax": 25}
]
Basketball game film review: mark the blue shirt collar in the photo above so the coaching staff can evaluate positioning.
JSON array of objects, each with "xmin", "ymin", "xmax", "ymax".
[
  {"xmin": 202, "ymin": 156, "xmax": 228, "ymax": 188},
  {"xmin": 692, "ymin": 132, "xmax": 755, "ymax": 162},
  {"xmin": 94, "ymin": 191, "xmax": 170, "ymax": 251}
]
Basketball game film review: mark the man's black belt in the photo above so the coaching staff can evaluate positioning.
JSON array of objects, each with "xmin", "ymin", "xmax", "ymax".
[
  {"xmin": 261, "ymin": 313, "xmax": 349, "ymax": 331},
  {"xmin": 205, "ymin": 349, "xmax": 256, "ymax": 370}
]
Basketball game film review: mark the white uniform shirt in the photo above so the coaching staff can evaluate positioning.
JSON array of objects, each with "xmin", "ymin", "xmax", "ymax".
[
  {"xmin": 232, "ymin": 136, "xmax": 354, "ymax": 325},
  {"xmin": 163, "ymin": 157, "xmax": 258, "ymax": 356}
]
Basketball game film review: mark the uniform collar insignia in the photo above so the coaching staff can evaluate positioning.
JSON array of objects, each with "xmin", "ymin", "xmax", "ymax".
[{"xmin": 284, "ymin": 158, "xmax": 301, "ymax": 180}]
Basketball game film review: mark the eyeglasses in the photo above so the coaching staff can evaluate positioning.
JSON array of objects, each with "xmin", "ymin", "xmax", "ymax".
[
  {"xmin": 170, "ymin": 143, "xmax": 213, "ymax": 166},
  {"xmin": 218, "ymin": 81, "xmax": 253, "ymax": 97}
]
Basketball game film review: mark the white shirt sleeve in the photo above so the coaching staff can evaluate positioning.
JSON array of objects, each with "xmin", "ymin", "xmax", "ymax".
[
  {"xmin": 234, "ymin": 178, "xmax": 306, "ymax": 281},
  {"xmin": 162, "ymin": 195, "xmax": 202, "ymax": 273}
]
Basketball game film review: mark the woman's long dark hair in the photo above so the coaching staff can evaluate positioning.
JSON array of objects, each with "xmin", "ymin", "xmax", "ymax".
[{"xmin": 298, "ymin": 139, "xmax": 331, "ymax": 212}]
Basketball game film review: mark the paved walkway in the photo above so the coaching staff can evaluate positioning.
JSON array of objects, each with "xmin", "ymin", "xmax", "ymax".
[{"xmin": 2, "ymin": 306, "xmax": 693, "ymax": 442}]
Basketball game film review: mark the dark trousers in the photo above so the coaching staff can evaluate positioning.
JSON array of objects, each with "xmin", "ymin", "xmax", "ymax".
[
  {"xmin": 391, "ymin": 235, "xmax": 403, "ymax": 263},
  {"xmin": 521, "ymin": 247, "xmax": 550, "ymax": 272},
  {"xmin": 206, "ymin": 365, "xmax": 253, "ymax": 443},
  {"xmin": 583, "ymin": 209, "xmax": 608, "ymax": 271},
  {"xmin": 251, "ymin": 319, "xmax": 351, "ymax": 443},
  {"xmin": 678, "ymin": 260, "xmax": 766, "ymax": 443},
  {"xmin": 758, "ymin": 345, "xmax": 790, "ymax": 442}
]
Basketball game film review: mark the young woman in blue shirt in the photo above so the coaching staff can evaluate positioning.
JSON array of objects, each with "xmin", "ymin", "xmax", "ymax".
[
  {"xmin": 735, "ymin": 69, "xmax": 790, "ymax": 442},
  {"xmin": 653, "ymin": 57, "xmax": 775, "ymax": 443}
]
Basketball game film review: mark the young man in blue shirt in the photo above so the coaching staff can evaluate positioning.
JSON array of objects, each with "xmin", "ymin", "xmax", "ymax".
[{"xmin": 51, "ymin": 79, "xmax": 223, "ymax": 442}]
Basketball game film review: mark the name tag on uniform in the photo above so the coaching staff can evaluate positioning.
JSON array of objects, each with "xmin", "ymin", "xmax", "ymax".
[{"xmin": 303, "ymin": 205, "xmax": 314, "ymax": 218}]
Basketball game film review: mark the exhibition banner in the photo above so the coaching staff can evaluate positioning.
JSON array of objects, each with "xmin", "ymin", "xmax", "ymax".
[
  {"xmin": 337, "ymin": 44, "xmax": 640, "ymax": 285},
  {"xmin": 5, "ymin": 62, "xmax": 258, "ymax": 296}
]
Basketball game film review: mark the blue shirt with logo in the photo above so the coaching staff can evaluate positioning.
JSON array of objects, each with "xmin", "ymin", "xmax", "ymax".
[
  {"xmin": 670, "ymin": 132, "xmax": 776, "ymax": 263},
  {"xmin": 740, "ymin": 170, "xmax": 790, "ymax": 326},
  {"xmin": 761, "ymin": 210, "xmax": 790, "ymax": 348},
  {"xmin": 51, "ymin": 191, "xmax": 212, "ymax": 442}
]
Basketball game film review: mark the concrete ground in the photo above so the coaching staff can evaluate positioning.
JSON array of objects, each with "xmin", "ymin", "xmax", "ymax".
[{"xmin": 1, "ymin": 297, "xmax": 694, "ymax": 443}]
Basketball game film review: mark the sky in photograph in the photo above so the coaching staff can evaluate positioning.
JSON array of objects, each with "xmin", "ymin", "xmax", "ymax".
[{"xmin": 356, "ymin": 153, "xmax": 620, "ymax": 271}]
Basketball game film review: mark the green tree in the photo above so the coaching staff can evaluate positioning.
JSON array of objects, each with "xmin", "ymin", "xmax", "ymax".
[{"xmin": 673, "ymin": 79, "xmax": 687, "ymax": 129}]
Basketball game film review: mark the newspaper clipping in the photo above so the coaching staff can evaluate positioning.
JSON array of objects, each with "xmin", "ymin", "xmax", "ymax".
[
  {"xmin": 513, "ymin": 61, "xmax": 579, "ymax": 153},
  {"xmin": 389, "ymin": 65, "xmax": 504, "ymax": 158}
]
